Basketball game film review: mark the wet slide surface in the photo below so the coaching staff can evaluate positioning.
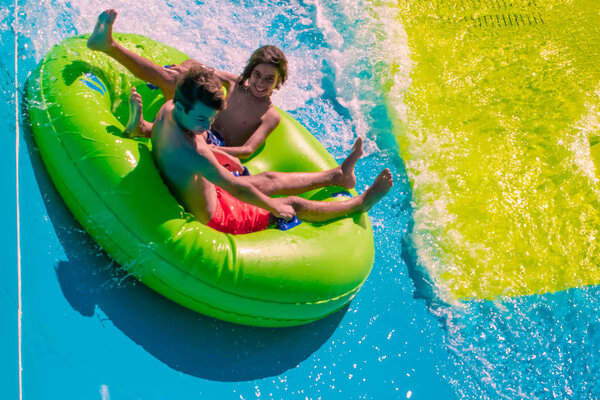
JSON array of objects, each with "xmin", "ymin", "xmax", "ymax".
[{"xmin": 384, "ymin": 0, "xmax": 600, "ymax": 299}]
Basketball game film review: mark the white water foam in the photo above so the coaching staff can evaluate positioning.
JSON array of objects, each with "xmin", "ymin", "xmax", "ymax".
[
  {"xmin": 572, "ymin": 84, "xmax": 600, "ymax": 189},
  {"xmin": 19, "ymin": 0, "xmax": 408, "ymax": 166}
]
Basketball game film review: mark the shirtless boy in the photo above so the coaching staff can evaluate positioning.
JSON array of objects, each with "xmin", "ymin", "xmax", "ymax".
[
  {"xmin": 88, "ymin": 9, "xmax": 287, "ymax": 160},
  {"xmin": 135, "ymin": 66, "xmax": 393, "ymax": 234}
]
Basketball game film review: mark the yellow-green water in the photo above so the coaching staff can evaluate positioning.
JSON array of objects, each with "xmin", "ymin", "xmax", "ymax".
[{"xmin": 379, "ymin": 0, "xmax": 600, "ymax": 300}]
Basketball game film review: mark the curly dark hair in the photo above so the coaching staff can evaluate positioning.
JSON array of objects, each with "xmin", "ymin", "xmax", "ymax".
[
  {"xmin": 173, "ymin": 66, "xmax": 226, "ymax": 112},
  {"xmin": 238, "ymin": 45, "xmax": 288, "ymax": 89}
]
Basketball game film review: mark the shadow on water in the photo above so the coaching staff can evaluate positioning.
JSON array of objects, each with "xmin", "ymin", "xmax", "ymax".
[
  {"xmin": 400, "ymin": 200, "xmax": 457, "ymax": 329},
  {"xmin": 401, "ymin": 221, "xmax": 439, "ymax": 307},
  {"xmin": 21, "ymin": 83, "xmax": 345, "ymax": 382}
]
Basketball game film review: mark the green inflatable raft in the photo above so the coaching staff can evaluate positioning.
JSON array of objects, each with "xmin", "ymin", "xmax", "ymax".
[{"xmin": 26, "ymin": 33, "xmax": 375, "ymax": 327}]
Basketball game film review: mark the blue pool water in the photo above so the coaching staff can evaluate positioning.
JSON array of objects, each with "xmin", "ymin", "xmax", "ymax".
[{"xmin": 2, "ymin": 0, "xmax": 600, "ymax": 399}]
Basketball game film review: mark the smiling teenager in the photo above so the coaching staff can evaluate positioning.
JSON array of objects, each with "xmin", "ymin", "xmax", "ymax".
[
  {"xmin": 138, "ymin": 66, "xmax": 392, "ymax": 234},
  {"xmin": 87, "ymin": 9, "xmax": 287, "ymax": 160}
]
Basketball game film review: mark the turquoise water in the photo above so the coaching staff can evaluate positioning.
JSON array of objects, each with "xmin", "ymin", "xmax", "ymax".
[{"xmin": 2, "ymin": 0, "xmax": 600, "ymax": 399}]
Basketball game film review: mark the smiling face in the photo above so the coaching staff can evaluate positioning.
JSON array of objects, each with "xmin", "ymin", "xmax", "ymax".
[{"xmin": 247, "ymin": 63, "xmax": 281, "ymax": 98}]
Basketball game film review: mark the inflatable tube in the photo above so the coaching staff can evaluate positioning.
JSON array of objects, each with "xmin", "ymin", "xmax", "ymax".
[{"xmin": 26, "ymin": 33, "xmax": 375, "ymax": 327}]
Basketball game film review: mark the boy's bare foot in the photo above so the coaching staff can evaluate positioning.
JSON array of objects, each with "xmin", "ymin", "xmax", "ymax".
[
  {"xmin": 87, "ymin": 9, "xmax": 117, "ymax": 52},
  {"xmin": 359, "ymin": 168, "xmax": 393, "ymax": 212},
  {"xmin": 334, "ymin": 137, "xmax": 363, "ymax": 189},
  {"xmin": 124, "ymin": 88, "xmax": 144, "ymax": 138}
]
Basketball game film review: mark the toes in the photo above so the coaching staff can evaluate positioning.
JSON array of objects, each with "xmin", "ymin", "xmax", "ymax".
[
  {"xmin": 129, "ymin": 91, "xmax": 142, "ymax": 108},
  {"xmin": 375, "ymin": 168, "xmax": 393, "ymax": 186},
  {"xmin": 100, "ymin": 9, "xmax": 117, "ymax": 24}
]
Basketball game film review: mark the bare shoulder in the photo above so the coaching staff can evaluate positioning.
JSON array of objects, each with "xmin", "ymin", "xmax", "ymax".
[
  {"xmin": 155, "ymin": 100, "xmax": 173, "ymax": 121},
  {"xmin": 262, "ymin": 105, "xmax": 281, "ymax": 128}
]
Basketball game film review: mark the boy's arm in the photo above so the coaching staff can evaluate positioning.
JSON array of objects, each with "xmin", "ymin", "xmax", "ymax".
[
  {"xmin": 216, "ymin": 107, "xmax": 280, "ymax": 159},
  {"xmin": 190, "ymin": 143, "xmax": 294, "ymax": 220},
  {"xmin": 192, "ymin": 133, "xmax": 244, "ymax": 173},
  {"xmin": 209, "ymin": 146, "xmax": 245, "ymax": 174}
]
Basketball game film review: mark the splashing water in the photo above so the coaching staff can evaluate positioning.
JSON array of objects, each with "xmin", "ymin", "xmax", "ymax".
[
  {"xmin": 10, "ymin": 0, "xmax": 600, "ymax": 398},
  {"xmin": 373, "ymin": 0, "xmax": 600, "ymax": 397},
  {"xmin": 378, "ymin": 0, "xmax": 600, "ymax": 301}
]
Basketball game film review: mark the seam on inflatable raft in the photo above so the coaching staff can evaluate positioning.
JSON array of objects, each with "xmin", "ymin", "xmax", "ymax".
[{"xmin": 36, "ymin": 40, "xmax": 365, "ymax": 311}]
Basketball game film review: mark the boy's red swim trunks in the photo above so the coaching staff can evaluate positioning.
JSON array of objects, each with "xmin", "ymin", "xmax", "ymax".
[{"xmin": 207, "ymin": 186, "xmax": 271, "ymax": 235}]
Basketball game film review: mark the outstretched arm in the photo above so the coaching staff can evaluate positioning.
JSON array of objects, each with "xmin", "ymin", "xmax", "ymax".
[
  {"xmin": 190, "ymin": 142, "xmax": 294, "ymax": 220},
  {"xmin": 207, "ymin": 145, "xmax": 245, "ymax": 174},
  {"xmin": 216, "ymin": 107, "xmax": 280, "ymax": 159},
  {"xmin": 191, "ymin": 133, "xmax": 244, "ymax": 173}
]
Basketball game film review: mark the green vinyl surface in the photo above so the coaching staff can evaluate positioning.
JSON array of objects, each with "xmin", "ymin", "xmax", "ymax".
[{"xmin": 26, "ymin": 33, "xmax": 375, "ymax": 327}]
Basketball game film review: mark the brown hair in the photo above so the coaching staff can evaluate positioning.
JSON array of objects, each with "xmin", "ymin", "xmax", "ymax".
[
  {"xmin": 238, "ymin": 45, "xmax": 288, "ymax": 89},
  {"xmin": 173, "ymin": 66, "xmax": 226, "ymax": 112}
]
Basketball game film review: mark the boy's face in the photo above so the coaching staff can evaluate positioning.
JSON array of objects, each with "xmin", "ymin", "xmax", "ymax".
[
  {"xmin": 248, "ymin": 63, "xmax": 280, "ymax": 98},
  {"xmin": 177, "ymin": 100, "xmax": 218, "ymax": 132}
]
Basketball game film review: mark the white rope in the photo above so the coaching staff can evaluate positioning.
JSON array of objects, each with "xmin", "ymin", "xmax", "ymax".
[{"xmin": 14, "ymin": 1, "xmax": 23, "ymax": 399}]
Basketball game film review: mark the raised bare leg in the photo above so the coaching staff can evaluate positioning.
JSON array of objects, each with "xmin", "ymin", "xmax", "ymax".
[
  {"xmin": 281, "ymin": 168, "xmax": 393, "ymax": 222},
  {"xmin": 337, "ymin": 136, "xmax": 363, "ymax": 189},
  {"xmin": 124, "ymin": 88, "xmax": 153, "ymax": 138},
  {"xmin": 243, "ymin": 137, "xmax": 364, "ymax": 196},
  {"xmin": 87, "ymin": 9, "xmax": 179, "ymax": 99},
  {"xmin": 87, "ymin": 9, "xmax": 117, "ymax": 52}
]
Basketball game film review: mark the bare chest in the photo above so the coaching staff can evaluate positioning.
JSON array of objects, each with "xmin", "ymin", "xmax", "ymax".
[{"xmin": 212, "ymin": 89, "xmax": 270, "ymax": 146}]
